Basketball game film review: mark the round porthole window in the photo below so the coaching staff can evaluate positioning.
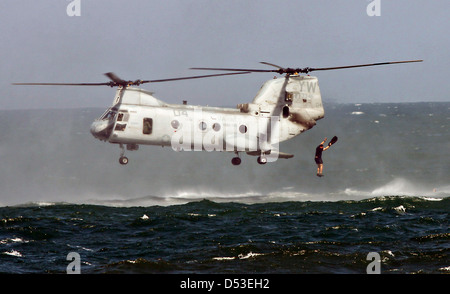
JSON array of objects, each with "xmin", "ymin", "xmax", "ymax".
[
  {"xmin": 239, "ymin": 125, "xmax": 247, "ymax": 134},
  {"xmin": 212, "ymin": 123, "xmax": 221, "ymax": 132},
  {"xmin": 199, "ymin": 121, "xmax": 207, "ymax": 131},
  {"xmin": 171, "ymin": 120, "xmax": 180, "ymax": 129}
]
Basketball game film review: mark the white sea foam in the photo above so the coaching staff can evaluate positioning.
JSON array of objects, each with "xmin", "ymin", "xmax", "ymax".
[
  {"xmin": 212, "ymin": 256, "xmax": 235, "ymax": 261},
  {"xmin": 3, "ymin": 250, "xmax": 23, "ymax": 257},
  {"xmin": 393, "ymin": 205, "xmax": 406, "ymax": 214},
  {"xmin": 0, "ymin": 237, "xmax": 29, "ymax": 244},
  {"xmin": 238, "ymin": 252, "xmax": 264, "ymax": 259},
  {"xmin": 371, "ymin": 178, "xmax": 446, "ymax": 197}
]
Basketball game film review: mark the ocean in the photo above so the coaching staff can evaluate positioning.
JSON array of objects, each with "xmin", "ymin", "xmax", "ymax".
[{"xmin": 0, "ymin": 102, "xmax": 448, "ymax": 277}]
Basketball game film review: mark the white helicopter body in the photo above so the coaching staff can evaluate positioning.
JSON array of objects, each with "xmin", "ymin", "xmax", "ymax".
[{"xmin": 90, "ymin": 75, "xmax": 324, "ymax": 164}]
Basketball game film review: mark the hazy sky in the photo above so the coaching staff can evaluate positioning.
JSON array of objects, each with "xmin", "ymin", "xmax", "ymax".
[{"xmin": 0, "ymin": 0, "xmax": 448, "ymax": 109}]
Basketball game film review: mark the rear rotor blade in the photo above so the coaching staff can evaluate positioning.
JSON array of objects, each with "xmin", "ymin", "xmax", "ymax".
[
  {"xmin": 308, "ymin": 60, "xmax": 423, "ymax": 73},
  {"xmin": 192, "ymin": 60, "xmax": 423, "ymax": 75},
  {"xmin": 259, "ymin": 62, "xmax": 284, "ymax": 69}
]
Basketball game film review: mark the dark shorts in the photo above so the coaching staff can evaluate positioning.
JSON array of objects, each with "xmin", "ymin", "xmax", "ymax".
[{"xmin": 315, "ymin": 157, "xmax": 323, "ymax": 164}]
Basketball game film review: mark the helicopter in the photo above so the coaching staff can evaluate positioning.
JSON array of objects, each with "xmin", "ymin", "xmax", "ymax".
[{"xmin": 13, "ymin": 60, "xmax": 422, "ymax": 165}]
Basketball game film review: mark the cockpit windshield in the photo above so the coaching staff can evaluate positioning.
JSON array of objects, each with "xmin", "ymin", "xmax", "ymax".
[{"xmin": 100, "ymin": 108, "xmax": 117, "ymax": 121}]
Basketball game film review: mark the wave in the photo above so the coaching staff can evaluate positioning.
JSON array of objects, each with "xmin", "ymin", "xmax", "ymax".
[
  {"xmin": 343, "ymin": 178, "xmax": 449, "ymax": 198},
  {"xmin": 7, "ymin": 178, "xmax": 446, "ymax": 208}
]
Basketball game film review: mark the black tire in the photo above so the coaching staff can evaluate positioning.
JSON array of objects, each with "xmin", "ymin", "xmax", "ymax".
[
  {"xmin": 257, "ymin": 156, "xmax": 267, "ymax": 165},
  {"xmin": 231, "ymin": 157, "xmax": 241, "ymax": 166},
  {"xmin": 119, "ymin": 156, "xmax": 129, "ymax": 165}
]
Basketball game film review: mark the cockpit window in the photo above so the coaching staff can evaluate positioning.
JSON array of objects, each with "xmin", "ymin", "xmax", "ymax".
[
  {"xmin": 117, "ymin": 112, "xmax": 129, "ymax": 122},
  {"xmin": 101, "ymin": 109, "xmax": 117, "ymax": 121}
]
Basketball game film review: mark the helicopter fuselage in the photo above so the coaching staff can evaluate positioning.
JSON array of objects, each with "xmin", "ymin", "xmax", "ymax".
[{"xmin": 90, "ymin": 75, "xmax": 325, "ymax": 164}]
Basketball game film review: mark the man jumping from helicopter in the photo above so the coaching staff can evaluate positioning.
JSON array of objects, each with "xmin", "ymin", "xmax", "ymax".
[{"xmin": 315, "ymin": 136, "xmax": 338, "ymax": 177}]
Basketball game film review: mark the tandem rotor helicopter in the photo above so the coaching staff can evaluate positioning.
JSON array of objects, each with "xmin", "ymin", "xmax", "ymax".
[{"xmin": 14, "ymin": 60, "xmax": 422, "ymax": 165}]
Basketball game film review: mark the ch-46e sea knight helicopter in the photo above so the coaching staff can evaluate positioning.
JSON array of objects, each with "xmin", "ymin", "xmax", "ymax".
[{"xmin": 14, "ymin": 60, "xmax": 422, "ymax": 165}]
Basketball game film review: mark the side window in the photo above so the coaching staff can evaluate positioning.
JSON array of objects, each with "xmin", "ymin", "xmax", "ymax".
[
  {"xmin": 239, "ymin": 124, "xmax": 247, "ymax": 134},
  {"xmin": 143, "ymin": 118, "xmax": 153, "ymax": 135},
  {"xmin": 117, "ymin": 112, "xmax": 129, "ymax": 122},
  {"xmin": 115, "ymin": 124, "xmax": 126, "ymax": 131},
  {"xmin": 282, "ymin": 106, "xmax": 290, "ymax": 118},
  {"xmin": 199, "ymin": 121, "xmax": 207, "ymax": 131},
  {"xmin": 285, "ymin": 92, "xmax": 293, "ymax": 103}
]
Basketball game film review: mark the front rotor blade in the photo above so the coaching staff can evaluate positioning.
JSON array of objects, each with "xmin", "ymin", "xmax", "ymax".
[
  {"xmin": 190, "ymin": 67, "xmax": 276, "ymax": 73},
  {"xmin": 142, "ymin": 71, "xmax": 252, "ymax": 83},
  {"xmin": 308, "ymin": 60, "xmax": 423, "ymax": 72},
  {"xmin": 104, "ymin": 72, "xmax": 126, "ymax": 84},
  {"xmin": 12, "ymin": 82, "xmax": 112, "ymax": 86}
]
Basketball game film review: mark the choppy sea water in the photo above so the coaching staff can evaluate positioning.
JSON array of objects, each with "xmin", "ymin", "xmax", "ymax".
[
  {"xmin": 0, "ymin": 196, "xmax": 448, "ymax": 274},
  {"xmin": 0, "ymin": 102, "xmax": 448, "ymax": 275}
]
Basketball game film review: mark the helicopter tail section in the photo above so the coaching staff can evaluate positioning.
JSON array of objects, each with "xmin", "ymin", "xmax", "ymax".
[{"xmin": 238, "ymin": 75, "xmax": 324, "ymax": 143}]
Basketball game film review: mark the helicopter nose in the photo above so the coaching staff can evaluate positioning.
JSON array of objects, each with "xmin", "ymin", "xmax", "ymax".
[{"xmin": 90, "ymin": 120, "xmax": 112, "ymax": 140}]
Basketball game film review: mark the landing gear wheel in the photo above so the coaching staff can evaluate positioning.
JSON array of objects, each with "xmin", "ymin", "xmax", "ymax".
[
  {"xmin": 231, "ymin": 157, "xmax": 241, "ymax": 166},
  {"xmin": 119, "ymin": 156, "xmax": 129, "ymax": 165},
  {"xmin": 257, "ymin": 156, "xmax": 267, "ymax": 165}
]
